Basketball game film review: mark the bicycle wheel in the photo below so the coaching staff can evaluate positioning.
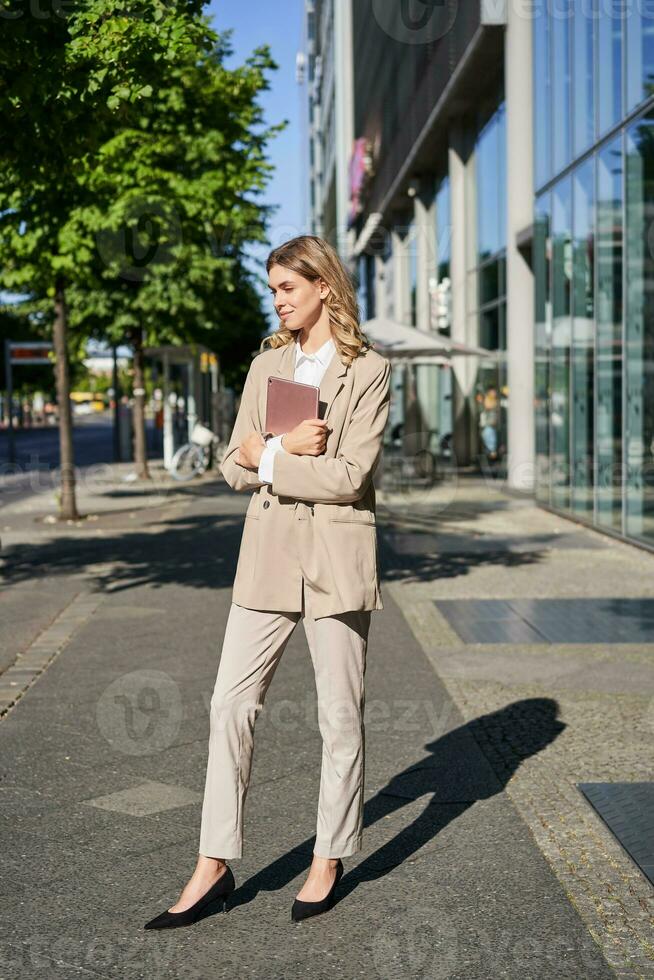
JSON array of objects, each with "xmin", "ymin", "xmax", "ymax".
[{"xmin": 170, "ymin": 443, "xmax": 204, "ymax": 481}]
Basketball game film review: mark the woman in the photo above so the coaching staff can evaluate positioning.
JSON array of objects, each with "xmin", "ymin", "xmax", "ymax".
[{"xmin": 144, "ymin": 235, "xmax": 391, "ymax": 929}]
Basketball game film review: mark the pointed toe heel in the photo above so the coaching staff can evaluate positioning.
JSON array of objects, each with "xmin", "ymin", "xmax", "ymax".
[
  {"xmin": 291, "ymin": 859, "xmax": 344, "ymax": 923},
  {"xmin": 144, "ymin": 865, "xmax": 236, "ymax": 930}
]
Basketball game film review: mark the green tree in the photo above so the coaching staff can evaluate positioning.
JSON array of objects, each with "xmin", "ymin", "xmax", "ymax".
[
  {"xmin": 0, "ymin": 1, "xmax": 281, "ymax": 515},
  {"xmin": 63, "ymin": 27, "xmax": 282, "ymax": 478}
]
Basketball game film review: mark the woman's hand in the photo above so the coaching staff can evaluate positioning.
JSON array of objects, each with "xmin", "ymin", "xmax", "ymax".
[
  {"xmin": 235, "ymin": 431, "xmax": 266, "ymax": 470},
  {"xmin": 281, "ymin": 418, "xmax": 329, "ymax": 456}
]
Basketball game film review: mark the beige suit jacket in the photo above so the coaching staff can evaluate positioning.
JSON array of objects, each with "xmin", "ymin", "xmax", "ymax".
[{"xmin": 219, "ymin": 338, "xmax": 392, "ymax": 618}]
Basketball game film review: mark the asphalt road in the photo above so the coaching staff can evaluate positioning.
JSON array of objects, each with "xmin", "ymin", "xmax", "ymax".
[{"xmin": 0, "ymin": 414, "xmax": 162, "ymax": 511}]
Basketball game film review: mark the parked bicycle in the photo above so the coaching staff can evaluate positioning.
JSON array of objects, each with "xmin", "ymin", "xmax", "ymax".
[{"xmin": 170, "ymin": 422, "xmax": 226, "ymax": 482}]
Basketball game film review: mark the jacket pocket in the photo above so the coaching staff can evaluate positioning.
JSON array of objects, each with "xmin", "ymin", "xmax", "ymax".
[
  {"xmin": 245, "ymin": 491, "xmax": 261, "ymax": 519},
  {"xmin": 324, "ymin": 502, "xmax": 375, "ymax": 525}
]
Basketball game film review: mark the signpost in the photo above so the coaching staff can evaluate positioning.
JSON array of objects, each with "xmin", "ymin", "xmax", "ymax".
[{"xmin": 3, "ymin": 340, "xmax": 53, "ymax": 464}]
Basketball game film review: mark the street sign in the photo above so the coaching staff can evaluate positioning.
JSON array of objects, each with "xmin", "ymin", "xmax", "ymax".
[
  {"xmin": 9, "ymin": 341, "xmax": 53, "ymax": 365},
  {"xmin": 4, "ymin": 339, "xmax": 55, "ymax": 464}
]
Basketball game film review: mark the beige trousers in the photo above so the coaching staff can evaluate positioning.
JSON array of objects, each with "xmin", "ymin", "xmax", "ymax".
[{"xmin": 198, "ymin": 587, "xmax": 370, "ymax": 860}]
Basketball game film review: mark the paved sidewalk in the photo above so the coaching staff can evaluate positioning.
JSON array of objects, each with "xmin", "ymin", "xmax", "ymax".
[
  {"xmin": 379, "ymin": 474, "xmax": 654, "ymax": 978},
  {"xmin": 0, "ymin": 467, "xmax": 650, "ymax": 978},
  {"xmin": 0, "ymin": 461, "xmax": 190, "ymax": 676}
]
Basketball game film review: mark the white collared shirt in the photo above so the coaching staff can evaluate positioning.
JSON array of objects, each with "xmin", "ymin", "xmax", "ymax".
[{"xmin": 257, "ymin": 335, "xmax": 336, "ymax": 483}]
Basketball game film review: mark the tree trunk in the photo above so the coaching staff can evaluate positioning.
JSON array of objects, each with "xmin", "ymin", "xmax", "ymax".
[
  {"xmin": 53, "ymin": 279, "xmax": 80, "ymax": 521},
  {"xmin": 130, "ymin": 326, "xmax": 150, "ymax": 480}
]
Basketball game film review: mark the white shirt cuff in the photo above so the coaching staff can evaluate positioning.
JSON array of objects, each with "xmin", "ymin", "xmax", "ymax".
[{"xmin": 258, "ymin": 434, "xmax": 288, "ymax": 483}]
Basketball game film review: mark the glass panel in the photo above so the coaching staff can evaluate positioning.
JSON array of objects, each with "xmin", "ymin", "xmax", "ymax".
[
  {"xmin": 597, "ymin": 0, "xmax": 623, "ymax": 135},
  {"xmin": 551, "ymin": 177, "xmax": 573, "ymax": 510},
  {"xmin": 434, "ymin": 175, "xmax": 452, "ymax": 335},
  {"xmin": 480, "ymin": 305, "xmax": 500, "ymax": 350},
  {"xmin": 475, "ymin": 360, "xmax": 505, "ymax": 470},
  {"xmin": 625, "ymin": 112, "xmax": 654, "ymax": 544},
  {"xmin": 479, "ymin": 259, "xmax": 500, "ymax": 306},
  {"xmin": 571, "ymin": 157, "xmax": 595, "ymax": 517},
  {"xmin": 573, "ymin": 0, "xmax": 595, "ymax": 156},
  {"xmin": 596, "ymin": 136, "xmax": 624, "ymax": 531},
  {"xmin": 534, "ymin": 193, "xmax": 552, "ymax": 504},
  {"xmin": 534, "ymin": 2, "xmax": 551, "ymax": 189},
  {"xmin": 497, "ymin": 103, "xmax": 506, "ymax": 249},
  {"xmin": 408, "ymin": 218, "xmax": 418, "ymax": 327},
  {"xmin": 477, "ymin": 103, "xmax": 506, "ymax": 261},
  {"xmin": 436, "ymin": 174, "xmax": 451, "ymax": 280},
  {"xmin": 366, "ymin": 252, "xmax": 376, "ymax": 320},
  {"xmin": 552, "ymin": 0, "xmax": 572, "ymax": 175},
  {"xmin": 625, "ymin": 0, "xmax": 654, "ymax": 113},
  {"xmin": 356, "ymin": 253, "xmax": 376, "ymax": 323},
  {"xmin": 498, "ymin": 297, "xmax": 507, "ymax": 351}
]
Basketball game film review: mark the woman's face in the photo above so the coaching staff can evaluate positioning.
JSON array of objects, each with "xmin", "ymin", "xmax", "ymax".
[{"xmin": 267, "ymin": 263, "xmax": 328, "ymax": 330}]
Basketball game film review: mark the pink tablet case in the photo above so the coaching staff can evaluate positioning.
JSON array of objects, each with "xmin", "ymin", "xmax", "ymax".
[{"xmin": 265, "ymin": 376, "xmax": 320, "ymax": 436}]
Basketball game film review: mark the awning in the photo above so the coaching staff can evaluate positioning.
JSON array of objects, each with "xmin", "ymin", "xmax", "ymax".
[{"xmin": 361, "ymin": 317, "xmax": 496, "ymax": 360}]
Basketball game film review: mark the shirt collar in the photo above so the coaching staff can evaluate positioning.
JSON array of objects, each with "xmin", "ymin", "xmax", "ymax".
[{"xmin": 294, "ymin": 335, "xmax": 335, "ymax": 368}]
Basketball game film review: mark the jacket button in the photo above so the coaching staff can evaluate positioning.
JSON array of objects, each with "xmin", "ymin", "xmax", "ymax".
[{"xmin": 263, "ymin": 500, "xmax": 270, "ymax": 509}]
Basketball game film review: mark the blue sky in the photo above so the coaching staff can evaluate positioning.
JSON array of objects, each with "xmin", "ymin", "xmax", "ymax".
[{"xmin": 207, "ymin": 0, "xmax": 307, "ymax": 290}]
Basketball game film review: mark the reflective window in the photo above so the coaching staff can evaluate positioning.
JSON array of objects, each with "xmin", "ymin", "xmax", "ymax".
[
  {"xmin": 571, "ymin": 157, "xmax": 595, "ymax": 516},
  {"xmin": 356, "ymin": 253, "xmax": 376, "ymax": 323},
  {"xmin": 534, "ymin": 193, "xmax": 552, "ymax": 503},
  {"xmin": 596, "ymin": 136, "xmax": 624, "ymax": 531},
  {"xmin": 434, "ymin": 175, "xmax": 452, "ymax": 334},
  {"xmin": 625, "ymin": 111, "xmax": 654, "ymax": 545},
  {"xmin": 531, "ymin": 0, "xmax": 654, "ymax": 547},
  {"xmin": 597, "ymin": 0, "xmax": 623, "ymax": 135},
  {"xmin": 534, "ymin": 1, "xmax": 551, "ymax": 189},
  {"xmin": 552, "ymin": 0, "xmax": 573, "ymax": 174},
  {"xmin": 474, "ymin": 100, "xmax": 506, "ymax": 469},
  {"xmin": 408, "ymin": 218, "xmax": 418, "ymax": 327},
  {"xmin": 551, "ymin": 177, "xmax": 573, "ymax": 510},
  {"xmin": 477, "ymin": 102, "xmax": 506, "ymax": 260},
  {"xmin": 436, "ymin": 175, "xmax": 451, "ymax": 282},
  {"xmin": 626, "ymin": 0, "xmax": 654, "ymax": 113},
  {"xmin": 573, "ymin": 0, "xmax": 595, "ymax": 156}
]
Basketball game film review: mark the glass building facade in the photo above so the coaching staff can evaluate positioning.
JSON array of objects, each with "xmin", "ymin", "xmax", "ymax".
[
  {"xmin": 533, "ymin": 2, "xmax": 654, "ymax": 548},
  {"xmin": 433, "ymin": 174, "xmax": 452, "ymax": 335},
  {"xmin": 472, "ymin": 98, "xmax": 508, "ymax": 466}
]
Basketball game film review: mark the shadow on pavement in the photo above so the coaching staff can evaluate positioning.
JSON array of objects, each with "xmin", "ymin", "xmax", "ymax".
[{"xmin": 230, "ymin": 698, "xmax": 565, "ymax": 909}]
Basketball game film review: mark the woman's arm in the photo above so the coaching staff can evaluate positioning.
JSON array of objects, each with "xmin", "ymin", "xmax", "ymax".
[
  {"xmin": 268, "ymin": 360, "xmax": 391, "ymax": 504},
  {"xmin": 219, "ymin": 363, "xmax": 267, "ymax": 493}
]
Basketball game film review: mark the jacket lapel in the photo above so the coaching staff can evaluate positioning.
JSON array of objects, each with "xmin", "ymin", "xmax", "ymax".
[{"xmin": 274, "ymin": 339, "xmax": 349, "ymax": 421}]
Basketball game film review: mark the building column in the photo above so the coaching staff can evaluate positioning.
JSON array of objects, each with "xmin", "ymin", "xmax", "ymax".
[
  {"xmin": 392, "ymin": 225, "xmax": 412, "ymax": 326},
  {"xmin": 505, "ymin": 0, "xmax": 535, "ymax": 491}
]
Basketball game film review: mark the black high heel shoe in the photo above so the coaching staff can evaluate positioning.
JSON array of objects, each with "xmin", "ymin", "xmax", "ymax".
[
  {"xmin": 291, "ymin": 859, "xmax": 344, "ymax": 923},
  {"xmin": 144, "ymin": 864, "xmax": 236, "ymax": 930}
]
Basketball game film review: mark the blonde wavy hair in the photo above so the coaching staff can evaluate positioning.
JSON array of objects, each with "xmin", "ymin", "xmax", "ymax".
[{"xmin": 260, "ymin": 235, "xmax": 373, "ymax": 367}]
